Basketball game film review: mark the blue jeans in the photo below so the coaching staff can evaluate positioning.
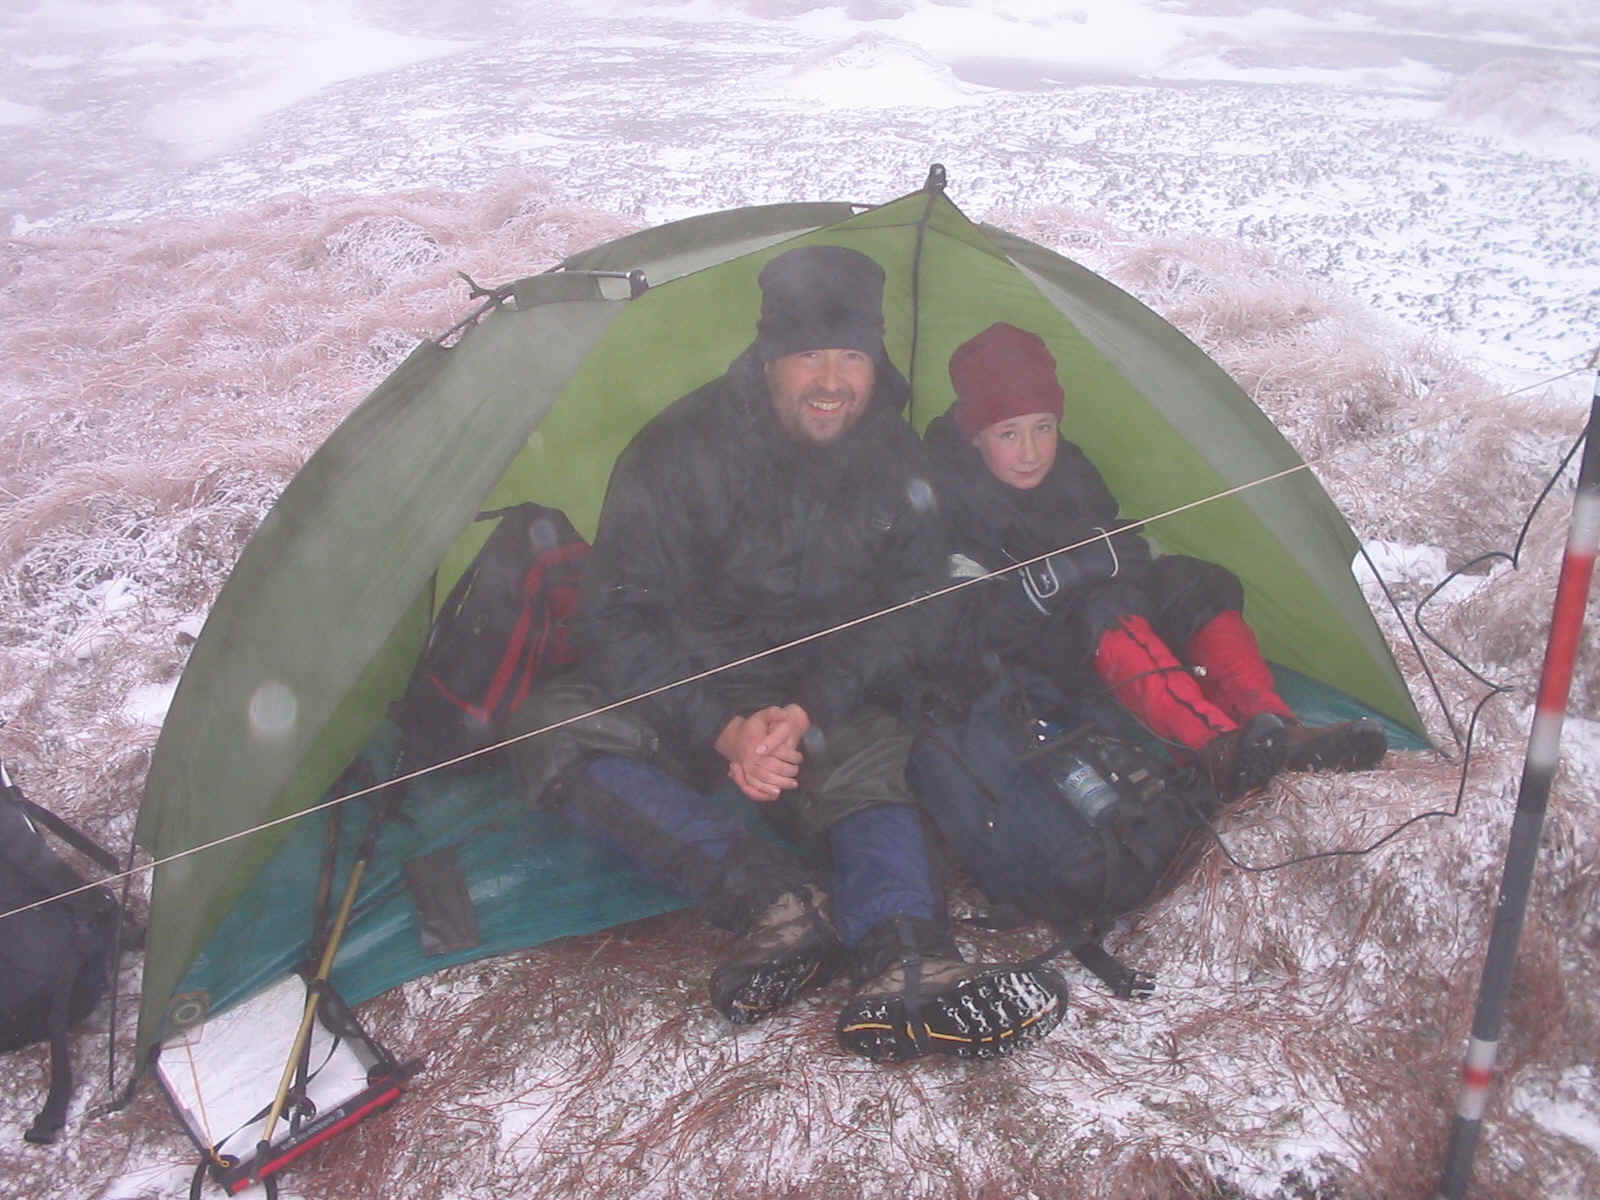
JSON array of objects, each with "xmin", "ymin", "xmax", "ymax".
[{"xmin": 565, "ymin": 755, "xmax": 937, "ymax": 945}]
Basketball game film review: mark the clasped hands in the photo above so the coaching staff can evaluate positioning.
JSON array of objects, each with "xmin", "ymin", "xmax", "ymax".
[{"xmin": 715, "ymin": 704, "xmax": 810, "ymax": 802}]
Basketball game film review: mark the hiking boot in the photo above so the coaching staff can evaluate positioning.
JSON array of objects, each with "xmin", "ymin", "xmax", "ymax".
[
  {"xmin": 1200, "ymin": 712, "xmax": 1290, "ymax": 803},
  {"xmin": 836, "ymin": 917, "xmax": 1069, "ymax": 1063},
  {"xmin": 709, "ymin": 884, "xmax": 841, "ymax": 1025},
  {"xmin": 1280, "ymin": 718, "xmax": 1387, "ymax": 774}
]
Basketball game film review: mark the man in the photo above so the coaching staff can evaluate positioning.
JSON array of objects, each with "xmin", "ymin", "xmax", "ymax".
[{"xmin": 537, "ymin": 245, "xmax": 1068, "ymax": 1063}]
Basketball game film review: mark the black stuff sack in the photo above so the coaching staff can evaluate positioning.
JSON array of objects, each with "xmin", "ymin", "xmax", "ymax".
[
  {"xmin": 0, "ymin": 758, "xmax": 123, "ymax": 1145},
  {"xmin": 907, "ymin": 670, "xmax": 1221, "ymax": 993},
  {"xmin": 391, "ymin": 502, "xmax": 590, "ymax": 769}
]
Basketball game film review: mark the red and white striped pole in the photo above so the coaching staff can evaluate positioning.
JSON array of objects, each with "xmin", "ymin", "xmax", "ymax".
[{"xmin": 1437, "ymin": 374, "xmax": 1600, "ymax": 1199}]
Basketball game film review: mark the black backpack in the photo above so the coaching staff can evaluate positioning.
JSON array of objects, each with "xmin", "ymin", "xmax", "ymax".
[
  {"xmin": 907, "ymin": 670, "xmax": 1222, "ymax": 997},
  {"xmin": 391, "ymin": 502, "xmax": 589, "ymax": 769},
  {"xmin": 0, "ymin": 759, "xmax": 124, "ymax": 1144}
]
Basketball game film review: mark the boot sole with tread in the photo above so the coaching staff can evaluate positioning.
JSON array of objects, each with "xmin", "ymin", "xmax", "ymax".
[{"xmin": 837, "ymin": 964, "xmax": 1069, "ymax": 1063}]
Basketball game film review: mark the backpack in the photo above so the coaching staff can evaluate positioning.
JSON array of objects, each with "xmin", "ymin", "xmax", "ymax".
[
  {"xmin": 0, "ymin": 758, "xmax": 124, "ymax": 1144},
  {"xmin": 907, "ymin": 670, "xmax": 1222, "ymax": 997},
  {"xmin": 391, "ymin": 502, "xmax": 590, "ymax": 769}
]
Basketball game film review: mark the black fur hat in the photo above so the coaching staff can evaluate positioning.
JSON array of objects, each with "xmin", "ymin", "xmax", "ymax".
[{"xmin": 755, "ymin": 244, "xmax": 886, "ymax": 362}]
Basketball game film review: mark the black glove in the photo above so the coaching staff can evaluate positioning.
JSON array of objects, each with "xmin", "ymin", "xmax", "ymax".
[{"xmin": 1011, "ymin": 526, "xmax": 1124, "ymax": 615}]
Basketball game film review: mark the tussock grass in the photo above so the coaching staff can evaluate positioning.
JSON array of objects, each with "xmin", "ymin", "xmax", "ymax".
[{"xmin": 2, "ymin": 181, "xmax": 1597, "ymax": 1199}]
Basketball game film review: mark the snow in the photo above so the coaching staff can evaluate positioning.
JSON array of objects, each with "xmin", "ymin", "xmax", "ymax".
[
  {"xmin": 1358, "ymin": 539, "xmax": 1449, "ymax": 587},
  {"xmin": 138, "ymin": 24, "xmax": 471, "ymax": 160},
  {"xmin": 1, "ymin": 1, "xmax": 1598, "ymax": 1197},
  {"xmin": 1513, "ymin": 1067, "xmax": 1600, "ymax": 1157},
  {"xmin": 122, "ymin": 682, "xmax": 177, "ymax": 728},
  {"xmin": 0, "ymin": 99, "xmax": 45, "ymax": 127},
  {"xmin": 1353, "ymin": 539, "xmax": 1502, "ymax": 608},
  {"xmin": 759, "ymin": 33, "xmax": 989, "ymax": 108},
  {"xmin": 779, "ymin": 0, "xmax": 1192, "ymax": 77}
]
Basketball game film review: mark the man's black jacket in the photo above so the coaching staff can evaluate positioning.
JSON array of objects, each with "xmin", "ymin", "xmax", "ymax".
[{"xmin": 575, "ymin": 344, "xmax": 954, "ymax": 773}]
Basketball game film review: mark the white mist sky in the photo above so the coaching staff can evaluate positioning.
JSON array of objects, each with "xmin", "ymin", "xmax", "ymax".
[{"xmin": 5, "ymin": 0, "xmax": 1595, "ymax": 169}]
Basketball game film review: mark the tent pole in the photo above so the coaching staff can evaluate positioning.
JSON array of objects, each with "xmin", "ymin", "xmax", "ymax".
[
  {"xmin": 904, "ymin": 162, "xmax": 946, "ymax": 424},
  {"xmin": 1436, "ymin": 374, "xmax": 1599, "ymax": 1199}
]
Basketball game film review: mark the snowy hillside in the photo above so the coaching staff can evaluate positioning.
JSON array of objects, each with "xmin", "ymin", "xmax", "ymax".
[
  {"xmin": 3, "ymin": 1, "xmax": 1598, "ymax": 380},
  {"xmin": 759, "ymin": 32, "xmax": 986, "ymax": 107}
]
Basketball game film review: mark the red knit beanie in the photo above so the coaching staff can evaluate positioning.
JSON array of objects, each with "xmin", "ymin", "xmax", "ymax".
[{"xmin": 948, "ymin": 322, "xmax": 1065, "ymax": 439}]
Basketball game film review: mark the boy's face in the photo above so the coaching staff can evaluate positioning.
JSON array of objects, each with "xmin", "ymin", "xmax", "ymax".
[{"xmin": 971, "ymin": 411, "xmax": 1059, "ymax": 490}]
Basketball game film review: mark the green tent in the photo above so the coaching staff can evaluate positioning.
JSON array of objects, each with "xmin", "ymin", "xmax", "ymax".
[{"xmin": 134, "ymin": 171, "xmax": 1426, "ymax": 1067}]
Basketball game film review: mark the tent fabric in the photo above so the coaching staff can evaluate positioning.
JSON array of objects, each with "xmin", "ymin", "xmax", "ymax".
[
  {"xmin": 134, "ymin": 178, "xmax": 1427, "ymax": 1065},
  {"xmin": 160, "ymin": 730, "xmax": 694, "ymax": 1035}
]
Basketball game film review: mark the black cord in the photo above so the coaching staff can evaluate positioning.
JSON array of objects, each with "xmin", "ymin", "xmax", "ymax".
[
  {"xmin": 1197, "ymin": 408, "xmax": 1590, "ymax": 872},
  {"xmin": 1200, "ymin": 686, "xmax": 1500, "ymax": 874},
  {"xmin": 1162, "ymin": 411, "xmax": 1592, "ymax": 875},
  {"xmin": 1413, "ymin": 421, "xmax": 1588, "ymax": 692},
  {"xmin": 1360, "ymin": 539, "xmax": 1462, "ymax": 749}
]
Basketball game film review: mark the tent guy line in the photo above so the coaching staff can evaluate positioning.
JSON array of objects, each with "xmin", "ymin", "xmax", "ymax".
[
  {"xmin": 1, "ymin": 462, "xmax": 1323, "ymax": 926},
  {"xmin": 1, "ymin": 361, "xmax": 1587, "ymax": 929}
]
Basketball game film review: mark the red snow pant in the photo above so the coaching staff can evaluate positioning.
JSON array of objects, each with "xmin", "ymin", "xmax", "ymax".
[{"xmin": 1090, "ymin": 556, "xmax": 1294, "ymax": 751}]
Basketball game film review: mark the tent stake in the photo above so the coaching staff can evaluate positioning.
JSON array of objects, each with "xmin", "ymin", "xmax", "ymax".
[{"xmin": 1436, "ymin": 373, "xmax": 1599, "ymax": 1199}]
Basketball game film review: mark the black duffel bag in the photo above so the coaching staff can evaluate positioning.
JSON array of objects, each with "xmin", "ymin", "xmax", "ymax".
[
  {"xmin": 0, "ymin": 759, "xmax": 124, "ymax": 1144},
  {"xmin": 907, "ymin": 670, "xmax": 1222, "ymax": 996}
]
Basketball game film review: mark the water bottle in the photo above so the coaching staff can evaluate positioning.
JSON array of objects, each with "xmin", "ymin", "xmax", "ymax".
[{"xmin": 1051, "ymin": 752, "xmax": 1118, "ymax": 827}]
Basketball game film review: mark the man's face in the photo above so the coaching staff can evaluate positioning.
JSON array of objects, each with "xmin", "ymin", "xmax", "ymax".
[{"xmin": 764, "ymin": 348, "xmax": 876, "ymax": 445}]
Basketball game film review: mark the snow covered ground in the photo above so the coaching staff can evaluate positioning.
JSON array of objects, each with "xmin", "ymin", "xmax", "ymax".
[{"xmin": 2, "ymin": 2, "xmax": 1598, "ymax": 1198}]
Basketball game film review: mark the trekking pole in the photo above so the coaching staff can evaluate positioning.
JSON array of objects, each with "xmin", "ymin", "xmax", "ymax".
[
  {"xmin": 286, "ymin": 805, "xmax": 344, "ymax": 1124},
  {"xmin": 254, "ymin": 790, "xmax": 402, "ymax": 1172},
  {"xmin": 1436, "ymin": 373, "xmax": 1599, "ymax": 1199}
]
